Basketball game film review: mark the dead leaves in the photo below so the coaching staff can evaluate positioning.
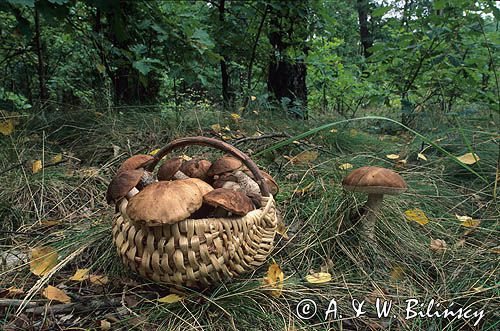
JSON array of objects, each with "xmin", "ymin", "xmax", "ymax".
[
  {"xmin": 0, "ymin": 119, "xmax": 14, "ymax": 135},
  {"xmin": 30, "ymin": 246, "xmax": 59, "ymax": 276},
  {"xmin": 42, "ymin": 285, "xmax": 71, "ymax": 303},
  {"xmin": 157, "ymin": 293, "xmax": 183, "ymax": 303},
  {"xmin": 404, "ymin": 208, "xmax": 430, "ymax": 225},
  {"xmin": 430, "ymin": 239, "xmax": 447, "ymax": 252},
  {"xmin": 456, "ymin": 152, "xmax": 480, "ymax": 165},
  {"xmin": 338, "ymin": 163, "xmax": 353, "ymax": 170},
  {"xmin": 305, "ymin": 272, "xmax": 332, "ymax": 284},
  {"xmin": 32, "ymin": 160, "xmax": 43, "ymax": 174},
  {"xmin": 456, "ymin": 214, "xmax": 480, "ymax": 228},
  {"xmin": 284, "ymin": 150, "xmax": 318, "ymax": 165},
  {"xmin": 262, "ymin": 262, "xmax": 284, "ymax": 297},
  {"xmin": 69, "ymin": 269, "xmax": 108, "ymax": 285},
  {"xmin": 69, "ymin": 268, "xmax": 90, "ymax": 281}
]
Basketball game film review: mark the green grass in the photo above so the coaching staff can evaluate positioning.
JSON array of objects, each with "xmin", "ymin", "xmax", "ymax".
[{"xmin": 0, "ymin": 104, "xmax": 498, "ymax": 330}]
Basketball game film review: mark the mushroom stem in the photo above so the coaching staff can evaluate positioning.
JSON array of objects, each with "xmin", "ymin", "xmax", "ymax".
[
  {"xmin": 362, "ymin": 193, "xmax": 384, "ymax": 241},
  {"xmin": 173, "ymin": 171, "xmax": 189, "ymax": 180}
]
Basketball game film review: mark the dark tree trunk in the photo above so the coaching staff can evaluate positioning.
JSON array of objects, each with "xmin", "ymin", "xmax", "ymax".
[
  {"xmin": 34, "ymin": 7, "xmax": 47, "ymax": 101},
  {"xmin": 218, "ymin": 0, "xmax": 231, "ymax": 108},
  {"xmin": 357, "ymin": 0, "xmax": 373, "ymax": 58},
  {"xmin": 267, "ymin": 8, "xmax": 308, "ymax": 118}
]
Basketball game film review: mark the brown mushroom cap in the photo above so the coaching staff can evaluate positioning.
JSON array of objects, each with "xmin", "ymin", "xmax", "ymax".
[
  {"xmin": 126, "ymin": 180, "xmax": 203, "ymax": 225},
  {"xmin": 207, "ymin": 156, "xmax": 242, "ymax": 177},
  {"xmin": 106, "ymin": 169, "xmax": 144, "ymax": 204},
  {"xmin": 180, "ymin": 159, "xmax": 212, "ymax": 179},
  {"xmin": 157, "ymin": 158, "xmax": 183, "ymax": 181},
  {"xmin": 117, "ymin": 155, "xmax": 153, "ymax": 174},
  {"xmin": 180, "ymin": 178, "xmax": 214, "ymax": 195},
  {"xmin": 203, "ymin": 188, "xmax": 254, "ymax": 216},
  {"xmin": 342, "ymin": 166, "xmax": 407, "ymax": 195}
]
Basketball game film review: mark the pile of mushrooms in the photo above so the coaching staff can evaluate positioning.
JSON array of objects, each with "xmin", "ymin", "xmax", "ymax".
[
  {"xmin": 342, "ymin": 166, "xmax": 407, "ymax": 240},
  {"xmin": 106, "ymin": 154, "xmax": 279, "ymax": 224}
]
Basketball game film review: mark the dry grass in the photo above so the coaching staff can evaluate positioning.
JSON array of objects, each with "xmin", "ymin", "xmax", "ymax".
[{"xmin": 0, "ymin": 105, "xmax": 498, "ymax": 330}]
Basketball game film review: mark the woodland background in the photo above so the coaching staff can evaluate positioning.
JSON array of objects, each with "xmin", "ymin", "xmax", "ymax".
[{"xmin": 0, "ymin": 0, "xmax": 498, "ymax": 330}]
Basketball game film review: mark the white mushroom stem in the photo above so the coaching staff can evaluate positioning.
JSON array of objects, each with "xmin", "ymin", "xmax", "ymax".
[
  {"xmin": 173, "ymin": 171, "xmax": 189, "ymax": 180},
  {"xmin": 362, "ymin": 193, "xmax": 384, "ymax": 241},
  {"xmin": 221, "ymin": 181, "xmax": 243, "ymax": 191},
  {"xmin": 233, "ymin": 170, "xmax": 260, "ymax": 197},
  {"xmin": 126, "ymin": 187, "xmax": 139, "ymax": 199}
]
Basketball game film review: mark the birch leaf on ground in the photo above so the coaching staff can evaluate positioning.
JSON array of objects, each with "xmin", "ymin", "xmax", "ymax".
[
  {"xmin": 305, "ymin": 272, "xmax": 332, "ymax": 284},
  {"xmin": 149, "ymin": 148, "xmax": 160, "ymax": 156},
  {"xmin": 157, "ymin": 294, "xmax": 183, "ymax": 303},
  {"xmin": 32, "ymin": 160, "xmax": 42, "ymax": 174},
  {"xmin": 50, "ymin": 153, "xmax": 62, "ymax": 163},
  {"xmin": 404, "ymin": 208, "xmax": 430, "ymax": 225},
  {"xmin": 42, "ymin": 285, "xmax": 71, "ymax": 303},
  {"xmin": 456, "ymin": 153, "xmax": 480, "ymax": 165},
  {"xmin": 0, "ymin": 120, "xmax": 14, "ymax": 135},
  {"xmin": 69, "ymin": 268, "xmax": 90, "ymax": 281},
  {"xmin": 276, "ymin": 222, "xmax": 289, "ymax": 240},
  {"xmin": 417, "ymin": 153, "xmax": 428, "ymax": 161},
  {"xmin": 456, "ymin": 214, "xmax": 480, "ymax": 228},
  {"xmin": 89, "ymin": 275, "xmax": 109, "ymax": 285},
  {"xmin": 430, "ymin": 239, "xmax": 447, "ymax": 252},
  {"xmin": 386, "ymin": 154, "xmax": 400, "ymax": 160},
  {"xmin": 262, "ymin": 262, "xmax": 284, "ymax": 297},
  {"xmin": 390, "ymin": 266, "xmax": 405, "ymax": 281},
  {"xmin": 339, "ymin": 163, "xmax": 353, "ymax": 170},
  {"xmin": 285, "ymin": 150, "xmax": 318, "ymax": 164},
  {"xmin": 30, "ymin": 246, "xmax": 58, "ymax": 276}
]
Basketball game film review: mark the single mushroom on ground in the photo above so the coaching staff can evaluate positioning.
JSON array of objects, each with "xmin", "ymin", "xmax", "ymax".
[
  {"xmin": 203, "ymin": 188, "xmax": 254, "ymax": 217},
  {"xmin": 157, "ymin": 157, "xmax": 189, "ymax": 181},
  {"xmin": 180, "ymin": 159, "xmax": 212, "ymax": 180},
  {"xmin": 342, "ymin": 166, "xmax": 407, "ymax": 241},
  {"xmin": 116, "ymin": 154, "xmax": 155, "ymax": 189},
  {"xmin": 126, "ymin": 179, "xmax": 203, "ymax": 226}
]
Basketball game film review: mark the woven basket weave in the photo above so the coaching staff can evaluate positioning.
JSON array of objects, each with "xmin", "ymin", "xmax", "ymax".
[{"xmin": 111, "ymin": 137, "xmax": 278, "ymax": 287}]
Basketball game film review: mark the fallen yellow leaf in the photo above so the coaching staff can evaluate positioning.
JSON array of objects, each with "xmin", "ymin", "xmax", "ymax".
[
  {"xmin": 349, "ymin": 128, "xmax": 357, "ymax": 136},
  {"xmin": 41, "ymin": 220, "xmax": 61, "ymax": 227},
  {"xmin": 179, "ymin": 154, "xmax": 192, "ymax": 161},
  {"xmin": 456, "ymin": 214, "xmax": 480, "ymax": 228},
  {"xmin": 456, "ymin": 153, "xmax": 480, "ymax": 165},
  {"xmin": 250, "ymin": 95, "xmax": 256, "ymax": 101},
  {"xmin": 42, "ymin": 285, "xmax": 71, "ymax": 303},
  {"xmin": 329, "ymin": 128, "xmax": 338, "ymax": 133},
  {"xmin": 32, "ymin": 160, "xmax": 43, "ymax": 174},
  {"xmin": 149, "ymin": 148, "xmax": 160, "ymax": 156},
  {"xmin": 262, "ymin": 262, "xmax": 284, "ymax": 297},
  {"xmin": 0, "ymin": 287, "xmax": 24, "ymax": 298},
  {"xmin": 417, "ymin": 153, "xmax": 428, "ymax": 161},
  {"xmin": 230, "ymin": 113, "xmax": 241, "ymax": 122},
  {"xmin": 390, "ymin": 266, "xmax": 405, "ymax": 281},
  {"xmin": 30, "ymin": 246, "xmax": 58, "ymax": 276},
  {"xmin": 293, "ymin": 182, "xmax": 314, "ymax": 195},
  {"xmin": 339, "ymin": 163, "xmax": 353, "ymax": 170},
  {"xmin": 157, "ymin": 293, "xmax": 184, "ymax": 303},
  {"xmin": 276, "ymin": 221, "xmax": 289, "ymax": 240},
  {"xmin": 286, "ymin": 151, "xmax": 318, "ymax": 164},
  {"xmin": 50, "ymin": 153, "xmax": 62, "ymax": 163},
  {"xmin": 305, "ymin": 272, "xmax": 332, "ymax": 284},
  {"xmin": 404, "ymin": 208, "xmax": 430, "ymax": 225},
  {"xmin": 210, "ymin": 124, "xmax": 222, "ymax": 133},
  {"xmin": 0, "ymin": 119, "xmax": 14, "ymax": 135},
  {"xmin": 89, "ymin": 275, "xmax": 109, "ymax": 285},
  {"xmin": 100, "ymin": 320, "xmax": 111, "ymax": 331},
  {"xmin": 386, "ymin": 154, "xmax": 400, "ymax": 160},
  {"xmin": 69, "ymin": 268, "xmax": 90, "ymax": 281}
]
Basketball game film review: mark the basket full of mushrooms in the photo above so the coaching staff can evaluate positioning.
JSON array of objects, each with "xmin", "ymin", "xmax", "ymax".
[{"xmin": 106, "ymin": 137, "xmax": 280, "ymax": 287}]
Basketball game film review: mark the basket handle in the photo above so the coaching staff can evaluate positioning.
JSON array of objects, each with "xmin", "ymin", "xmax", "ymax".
[{"xmin": 144, "ymin": 136, "xmax": 270, "ymax": 197}]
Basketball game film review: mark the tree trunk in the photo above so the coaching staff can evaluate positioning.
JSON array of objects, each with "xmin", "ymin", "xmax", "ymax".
[
  {"xmin": 218, "ymin": 0, "xmax": 231, "ymax": 108},
  {"xmin": 356, "ymin": 0, "xmax": 373, "ymax": 58},
  {"xmin": 267, "ymin": 7, "xmax": 308, "ymax": 118},
  {"xmin": 34, "ymin": 7, "xmax": 47, "ymax": 101}
]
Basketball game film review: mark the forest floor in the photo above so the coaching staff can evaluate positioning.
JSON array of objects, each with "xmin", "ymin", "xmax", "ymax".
[{"xmin": 0, "ymin": 104, "xmax": 498, "ymax": 330}]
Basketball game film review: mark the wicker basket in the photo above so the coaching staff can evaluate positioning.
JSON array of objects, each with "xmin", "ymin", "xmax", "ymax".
[{"xmin": 111, "ymin": 136, "xmax": 278, "ymax": 287}]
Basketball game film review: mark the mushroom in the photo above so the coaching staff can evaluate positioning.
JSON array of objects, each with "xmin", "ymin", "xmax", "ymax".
[
  {"xmin": 203, "ymin": 188, "xmax": 254, "ymax": 217},
  {"xmin": 243, "ymin": 169, "xmax": 279, "ymax": 195},
  {"xmin": 208, "ymin": 156, "xmax": 260, "ymax": 198},
  {"xmin": 157, "ymin": 157, "xmax": 189, "ymax": 181},
  {"xmin": 342, "ymin": 166, "xmax": 407, "ymax": 241},
  {"xmin": 116, "ymin": 154, "xmax": 155, "ymax": 189},
  {"xmin": 126, "ymin": 179, "xmax": 203, "ymax": 226},
  {"xmin": 180, "ymin": 159, "xmax": 212, "ymax": 180},
  {"xmin": 106, "ymin": 169, "xmax": 144, "ymax": 204}
]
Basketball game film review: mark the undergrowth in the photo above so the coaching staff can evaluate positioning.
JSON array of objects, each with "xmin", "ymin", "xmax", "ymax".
[{"xmin": 0, "ymin": 104, "xmax": 498, "ymax": 330}]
